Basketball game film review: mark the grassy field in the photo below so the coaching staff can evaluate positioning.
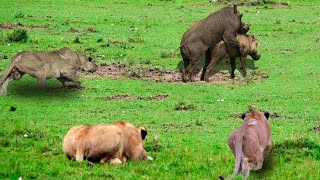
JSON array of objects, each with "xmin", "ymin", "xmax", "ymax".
[{"xmin": 0, "ymin": 0, "xmax": 319, "ymax": 179}]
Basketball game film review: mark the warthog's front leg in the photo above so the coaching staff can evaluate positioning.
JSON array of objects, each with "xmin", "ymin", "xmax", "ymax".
[
  {"xmin": 204, "ymin": 57, "xmax": 221, "ymax": 82},
  {"xmin": 59, "ymin": 70, "xmax": 80, "ymax": 88},
  {"xmin": 230, "ymin": 57, "xmax": 236, "ymax": 79},
  {"xmin": 240, "ymin": 56, "xmax": 247, "ymax": 77},
  {"xmin": 201, "ymin": 49, "xmax": 212, "ymax": 81},
  {"xmin": 36, "ymin": 75, "xmax": 46, "ymax": 90}
]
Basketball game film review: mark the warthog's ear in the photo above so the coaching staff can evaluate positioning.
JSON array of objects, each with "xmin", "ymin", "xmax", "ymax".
[
  {"xmin": 264, "ymin": 112, "xmax": 270, "ymax": 120},
  {"xmin": 140, "ymin": 127, "xmax": 148, "ymax": 140},
  {"xmin": 239, "ymin": 13, "xmax": 243, "ymax": 18},
  {"xmin": 88, "ymin": 57, "xmax": 93, "ymax": 62},
  {"xmin": 241, "ymin": 113, "xmax": 246, "ymax": 120},
  {"xmin": 233, "ymin": 4, "xmax": 237, "ymax": 14}
]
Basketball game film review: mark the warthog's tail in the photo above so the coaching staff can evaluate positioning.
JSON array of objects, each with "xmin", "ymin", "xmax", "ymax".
[
  {"xmin": 0, "ymin": 62, "xmax": 15, "ymax": 88},
  {"xmin": 172, "ymin": 45, "xmax": 183, "ymax": 58}
]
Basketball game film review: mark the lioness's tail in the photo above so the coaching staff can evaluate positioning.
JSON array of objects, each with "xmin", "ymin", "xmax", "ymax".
[
  {"xmin": 230, "ymin": 135, "xmax": 243, "ymax": 179},
  {"xmin": 219, "ymin": 135, "xmax": 243, "ymax": 180},
  {"xmin": 0, "ymin": 62, "xmax": 15, "ymax": 88}
]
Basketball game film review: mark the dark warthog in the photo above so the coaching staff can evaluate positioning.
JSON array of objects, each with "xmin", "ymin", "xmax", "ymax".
[
  {"xmin": 219, "ymin": 109, "xmax": 272, "ymax": 180},
  {"xmin": 202, "ymin": 34, "xmax": 260, "ymax": 81},
  {"xmin": 180, "ymin": 5, "xmax": 244, "ymax": 82},
  {"xmin": 0, "ymin": 47, "xmax": 98, "ymax": 95}
]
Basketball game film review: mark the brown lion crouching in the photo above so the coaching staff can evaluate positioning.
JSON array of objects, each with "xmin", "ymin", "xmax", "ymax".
[
  {"xmin": 219, "ymin": 109, "xmax": 271, "ymax": 180},
  {"xmin": 0, "ymin": 47, "xmax": 98, "ymax": 95},
  {"xmin": 202, "ymin": 34, "xmax": 261, "ymax": 81},
  {"xmin": 62, "ymin": 121, "xmax": 153, "ymax": 165}
]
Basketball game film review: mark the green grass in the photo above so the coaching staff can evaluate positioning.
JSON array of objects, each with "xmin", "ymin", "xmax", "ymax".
[{"xmin": 0, "ymin": 0, "xmax": 320, "ymax": 179}]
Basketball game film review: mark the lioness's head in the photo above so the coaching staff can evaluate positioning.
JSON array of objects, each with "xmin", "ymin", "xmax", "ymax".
[
  {"xmin": 113, "ymin": 121, "xmax": 150, "ymax": 160},
  {"xmin": 79, "ymin": 55, "xmax": 98, "ymax": 73},
  {"xmin": 241, "ymin": 109, "xmax": 270, "ymax": 122}
]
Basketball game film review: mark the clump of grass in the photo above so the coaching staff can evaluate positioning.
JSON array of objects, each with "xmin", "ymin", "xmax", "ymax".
[
  {"xmin": 195, "ymin": 119, "xmax": 203, "ymax": 126},
  {"xmin": 142, "ymin": 59, "xmax": 151, "ymax": 65},
  {"xmin": 160, "ymin": 51, "xmax": 173, "ymax": 58},
  {"xmin": 14, "ymin": 11, "xmax": 25, "ymax": 18},
  {"xmin": 73, "ymin": 36, "xmax": 81, "ymax": 43},
  {"xmin": 84, "ymin": 47, "xmax": 96, "ymax": 52},
  {"xmin": 128, "ymin": 37, "xmax": 143, "ymax": 43},
  {"xmin": 145, "ymin": 135, "xmax": 162, "ymax": 152},
  {"xmin": 7, "ymin": 29, "xmax": 28, "ymax": 43},
  {"xmin": 97, "ymin": 37, "xmax": 104, "ymax": 43},
  {"xmin": 0, "ymin": 137, "xmax": 9, "ymax": 147},
  {"xmin": 175, "ymin": 101, "xmax": 195, "ymax": 111}
]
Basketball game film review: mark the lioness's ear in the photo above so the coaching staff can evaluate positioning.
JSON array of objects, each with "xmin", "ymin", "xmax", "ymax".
[
  {"xmin": 88, "ymin": 57, "xmax": 93, "ymax": 62},
  {"xmin": 240, "ymin": 113, "xmax": 246, "ymax": 120},
  {"xmin": 140, "ymin": 127, "xmax": 147, "ymax": 140},
  {"xmin": 264, "ymin": 112, "xmax": 270, "ymax": 120}
]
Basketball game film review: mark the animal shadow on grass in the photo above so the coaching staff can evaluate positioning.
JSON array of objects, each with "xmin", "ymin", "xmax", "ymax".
[
  {"xmin": 251, "ymin": 138, "xmax": 320, "ymax": 178},
  {"xmin": 7, "ymin": 78, "xmax": 81, "ymax": 98},
  {"xmin": 177, "ymin": 57, "xmax": 259, "ymax": 80}
]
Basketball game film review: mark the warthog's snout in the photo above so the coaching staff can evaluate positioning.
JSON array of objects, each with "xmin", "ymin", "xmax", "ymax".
[
  {"xmin": 251, "ymin": 53, "xmax": 261, "ymax": 61},
  {"xmin": 89, "ymin": 69, "xmax": 97, "ymax": 73}
]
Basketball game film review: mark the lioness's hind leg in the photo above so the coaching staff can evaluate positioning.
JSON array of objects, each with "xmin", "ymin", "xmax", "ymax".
[
  {"xmin": 242, "ymin": 158, "xmax": 250, "ymax": 180},
  {"xmin": 0, "ymin": 76, "xmax": 13, "ymax": 95}
]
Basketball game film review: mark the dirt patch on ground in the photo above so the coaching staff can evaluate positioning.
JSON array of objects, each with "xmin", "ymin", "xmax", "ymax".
[
  {"xmin": 313, "ymin": 126, "xmax": 320, "ymax": 132},
  {"xmin": 0, "ymin": 22, "xmax": 49, "ymax": 29},
  {"xmin": 102, "ymin": 94, "xmax": 168, "ymax": 101},
  {"xmin": 95, "ymin": 63, "xmax": 268, "ymax": 84},
  {"xmin": 67, "ymin": 27, "xmax": 98, "ymax": 34}
]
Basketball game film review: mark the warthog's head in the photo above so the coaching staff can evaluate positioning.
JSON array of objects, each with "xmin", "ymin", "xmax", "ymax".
[
  {"xmin": 79, "ymin": 56, "xmax": 98, "ymax": 73},
  {"xmin": 248, "ymin": 35, "xmax": 261, "ymax": 61},
  {"xmin": 239, "ymin": 22, "xmax": 251, "ymax": 34}
]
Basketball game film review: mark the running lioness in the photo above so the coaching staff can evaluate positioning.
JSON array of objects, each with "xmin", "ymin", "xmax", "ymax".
[{"xmin": 220, "ymin": 109, "xmax": 271, "ymax": 180}]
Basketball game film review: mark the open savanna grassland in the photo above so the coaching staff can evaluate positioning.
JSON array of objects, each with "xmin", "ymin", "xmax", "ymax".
[{"xmin": 0, "ymin": 0, "xmax": 319, "ymax": 179}]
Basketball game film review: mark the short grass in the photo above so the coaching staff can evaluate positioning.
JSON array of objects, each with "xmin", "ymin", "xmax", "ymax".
[{"xmin": 0, "ymin": 0, "xmax": 320, "ymax": 179}]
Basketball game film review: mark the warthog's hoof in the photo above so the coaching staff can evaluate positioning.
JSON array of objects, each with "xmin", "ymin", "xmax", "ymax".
[{"xmin": 63, "ymin": 81, "xmax": 81, "ymax": 89}]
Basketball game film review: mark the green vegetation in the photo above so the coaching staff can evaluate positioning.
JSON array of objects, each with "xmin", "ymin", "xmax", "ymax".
[{"xmin": 0, "ymin": 0, "xmax": 319, "ymax": 179}]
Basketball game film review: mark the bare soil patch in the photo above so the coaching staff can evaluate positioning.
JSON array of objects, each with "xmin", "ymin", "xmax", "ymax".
[
  {"xmin": 0, "ymin": 22, "xmax": 49, "ymax": 29},
  {"xmin": 94, "ymin": 63, "xmax": 268, "ymax": 84},
  {"xmin": 313, "ymin": 126, "xmax": 320, "ymax": 132},
  {"xmin": 102, "ymin": 94, "xmax": 168, "ymax": 101}
]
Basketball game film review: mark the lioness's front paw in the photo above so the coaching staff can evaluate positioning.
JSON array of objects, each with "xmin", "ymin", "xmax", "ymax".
[{"xmin": 110, "ymin": 158, "xmax": 122, "ymax": 165}]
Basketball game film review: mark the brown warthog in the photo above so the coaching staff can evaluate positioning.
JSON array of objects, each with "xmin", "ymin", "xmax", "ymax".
[
  {"xmin": 202, "ymin": 34, "xmax": 260, "ymax": 81},
  {"xmin": 180, "ymin": 5, "xmax": 245, "ymax": 82},
  {"xmin": 0, "ymin": 47, "xmax": 97, "ymax": 95},
  {"xmin": 62, "ymin": 121, "xmax": 152, "ymax": 165},
  {"xmin": 219, "ymin": 109, "xmax": 271, "ymax": 180}
]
